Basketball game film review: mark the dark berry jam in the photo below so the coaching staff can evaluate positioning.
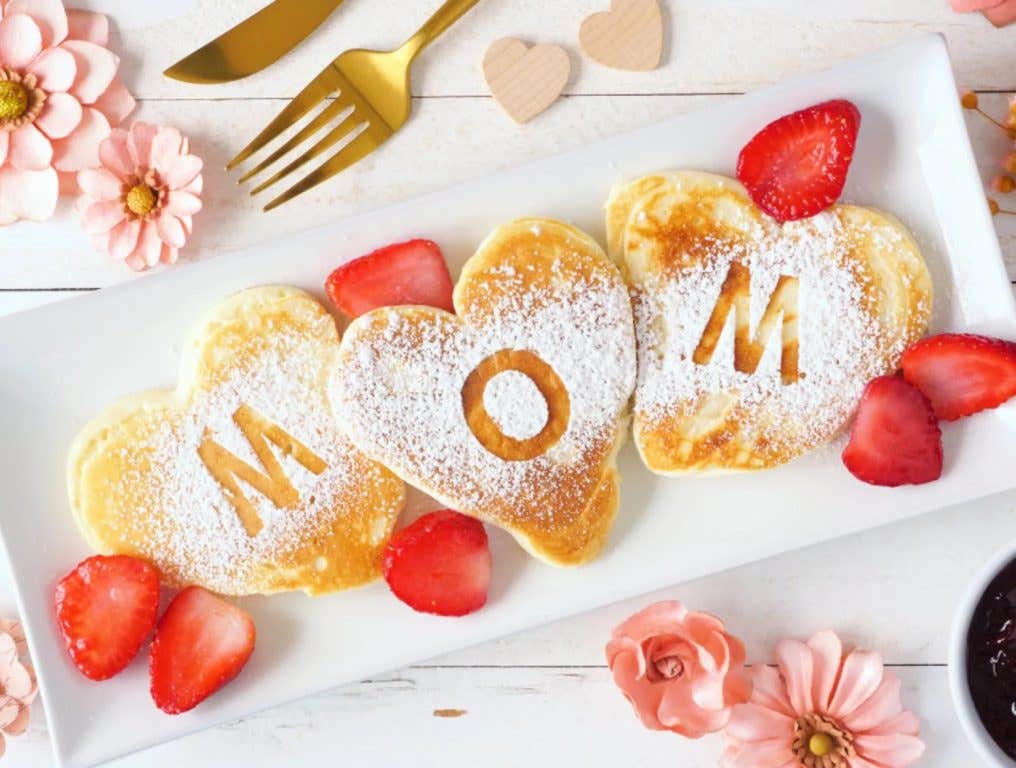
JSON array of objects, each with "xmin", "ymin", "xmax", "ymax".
[{"xmin": 967, "ymin": 558, "xmax": 1016, "ymax": 759}]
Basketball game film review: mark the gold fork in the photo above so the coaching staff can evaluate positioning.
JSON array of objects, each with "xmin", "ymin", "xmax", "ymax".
[{"xmin": 228, "ymin": 0, "xmax": 482, "ymax": 212}]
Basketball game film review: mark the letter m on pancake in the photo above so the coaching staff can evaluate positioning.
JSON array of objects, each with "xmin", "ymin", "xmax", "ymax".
[
  {"xmin": 198, "ymin": 405, "xmax": 328, "ymax": 537},
  {"xmin": 692, "ymin": 261, "xmax": 800, "ymax": 385}
]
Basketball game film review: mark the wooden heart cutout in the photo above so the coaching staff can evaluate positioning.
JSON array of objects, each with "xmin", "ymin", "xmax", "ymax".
[
  {"xmin": 482, "ymin": 38, "xmax": 570, "ymax": 124},
  {"xmin": 579, "ymin": 0, "xmax": 663, "ymax": 71}
]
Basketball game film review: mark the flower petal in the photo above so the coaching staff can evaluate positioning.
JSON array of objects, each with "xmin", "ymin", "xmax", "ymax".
[
  {"xmin": 609, "ymin": 648, "xmax": 666, "ymax": 730},
  {"xmin": 867, "ymin": 710, "xmax": 921, "ymax": 737},
  {"xmin": 775, "ymin": 639, "xmax": 813, "ymax": 715},
  {"xmin": 8, "ymin": 124, "xmax": 52, "ymax": 170},
  {"xmin": 749, "ymin": 664, "xmax": 795, "ymax": 717},
  {"xmin": 0, "ymin": 13, "xmax": 42, "ymax": 69},
  {"xmin": 98, "ymin": 128, "xmax": 132, "ymax": 177},
  {"xmin": 35, "ymin": 91, "xmax": 82, "ymax": 139},
  {"xmin": 150, "ymin": 126, "xmax": 183, "ymax": 173},
  {"xmin": 0, "ymin": 132, "xmax": 8, "ymax": 167},
  {"xmin": 136, "ymin": 221, "xmax": 163, "ymax": 267},
  {"xmin": 1, "ymin": 703, "xmax": 30, "ymax": 737},
  {"xmin": 108, "ymin": 217, "xmax": 141, "ymax": 262},
  {"xmin": 91, "ymin": 77, "xmax": 134, "ymax": 127},
  {"xmin": 0, "ymin": 166, "xmax": 57, "ymax": 224},
  {"xmin": 807, "ymin": 630, "xmax": 842, "ymax": 713},
  {"xmin": 827, "ymin": 649, "xmax": 884, "ymax": 720},
  {"xmin": 26, "ymin": 45, "xmax": 75, "ymax": 92},
  {"xmin": 163, "ymin": 154, "xmax": 202, "ymax": 190},
  {"xmin": 166, "ymin": 190, "xmax": 201, "ymax": 217},
  {"xmin": 2, "ymin": 661, "xmax": 33, "ymax": 700},
  {"xmin": 183, "ymin": 172, "xmax": 203, "ymax": 196},
  {"xmin": 127, "ymin": 122, "xmax": 159, "ymax": 168},
  {"xmin": 5, "ymin": 0, "xmax": 67, "ymax": 47},
  {"xmin": 159, "ymin": 243, "xmax": 178, "ymax": 266},
  {"xmin": 65, "ymin": 9, "xmax": 107, "ymax": 46},
  {"xmin": 156, "ymin": 211, "xmax": 186, "ymax": 249},
  {"xmin": 842, "ymin": 671, "xmax": 904, "ymax": 734},
  {"xmin": 725, "ymin": 702, "xmax": 795, "ymax": 742},
  {"xmin": 51, "ymin": 106, "xmax": 109, "ymax": 171},
  {"xmin": 0, "ymin": 702, "xmax": 17, "ymax": 732},
  {"xmin": 854, "ymin": 732, "xmax": 926, "ymax": 767},
  {"xmin": 83, "ymin": 198, "xmax": 126, "ymax": 234},
  {"xmin": 658, "ymin": 673, "xmax": 732, "ymax": 736},
  {"xmin": 78, "ymin": 167, "xmax": 121, "ymax": 200},
  {"xmin": 723, "ymin": 738, "xmax": 795, "ymax": 768},
  {"xmin": 61, "ymin": 39, "xmax": 118, "ymax": 105}
]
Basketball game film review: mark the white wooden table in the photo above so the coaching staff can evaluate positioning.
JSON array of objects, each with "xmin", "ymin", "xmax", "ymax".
[{"xmin": 2, "ymin": 2, "xmax": 1015, "ymax": 765}]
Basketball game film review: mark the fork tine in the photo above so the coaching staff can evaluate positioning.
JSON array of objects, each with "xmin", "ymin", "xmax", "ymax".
[
  {"xmin": 249, "ymin": 111, "xmax": 368, "ymax": 196},
  {"xmin": 238, "ymin": 92, "xmax": 354, "ymax": 184},
  {"xmin": 263, "ymin": 129, "xmax": 388, "ymax": 212},
  {"xmin": 226, "ymin": 64, "xmax": 344, "ymax": 170}
]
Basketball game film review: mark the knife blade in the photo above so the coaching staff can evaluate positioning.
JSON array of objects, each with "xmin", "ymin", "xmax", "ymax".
[{"xmin": 164, "ymin": 0, "xmax": 346, "ymax": 85}]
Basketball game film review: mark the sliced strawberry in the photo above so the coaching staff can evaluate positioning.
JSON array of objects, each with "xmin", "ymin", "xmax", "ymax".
[
  {"xmin": 150, "ymin": 587, "xmax": 255, "ymax": 714},
  {"xmin": 382, "ymin": 510, "xmax": 491, "ymax": 617},
  {"xmin": 736, "ymin": 99, "xmax": 861, "ymax": 222},
  {"xmin": 902, "ymin": 333, "xmax": 1016, "ymax": 421},
  {"xmin": 842, "ymin": 376, "xmax": 943, "ymax": 487},
  {"xmin": 54, "ymin": 555, "xmax": 160, "ymax": 681},
  {"xmin": 326, "ymin": 239, "xmax": 455, "ymax": 318}
]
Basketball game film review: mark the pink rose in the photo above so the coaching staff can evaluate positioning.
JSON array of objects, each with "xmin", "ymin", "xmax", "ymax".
[{"xmin": 605, "ymin": 600, "xmax": 751, "ymax": 738}]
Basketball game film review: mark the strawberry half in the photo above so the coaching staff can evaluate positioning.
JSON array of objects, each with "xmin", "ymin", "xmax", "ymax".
[
  {"xmin": 382, "ymin": 510, "xmax": 491, "ymax": 617},
  {"xmin": 54, "ymin": 555, "xmax": 160, "ymax": 681},
  {"xmin": 736, "ymin": 99, "xmax": 861, "ymax": 222},
  {"xmin": 326, "ymin": 239, "xmax": 455, "ymax": 318},
  {"xmin": 842, "ymin": 376, "xmax": 943, "ymax": 487},
  {"xmin": 150, "ymin": 587, "xmax": 255, "ymax": 714},
  {"xmin": 902, "ymin": 333, "xmax": 1016, "ymax": 421}
]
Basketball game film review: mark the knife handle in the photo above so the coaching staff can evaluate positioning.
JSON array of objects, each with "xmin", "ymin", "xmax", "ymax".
[{"xmin": 399, "ymin": 0, "xmax": 482, "ymax": 61}]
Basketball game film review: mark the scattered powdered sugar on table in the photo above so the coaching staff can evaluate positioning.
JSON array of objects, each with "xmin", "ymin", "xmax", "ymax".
[
  {"xmin": 483, "ymin": 370, "xmax": 549, "ymax": 440},
  {"xmin": 334, "ymin": 263, "xmax": 637, "ymax": 523},
  {"xmin": 634, "ymin": 211, "xmax": 894, "ymax": 453},
  {"xmin": 116, "ymin": 332, "xmax": 388, "ymax": 593}
]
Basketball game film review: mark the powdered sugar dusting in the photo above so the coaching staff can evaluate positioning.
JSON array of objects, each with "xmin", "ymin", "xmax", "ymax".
[
  {"xmin": 634, "ymin": 209, "xmax": 899, "ymax": 457},
  {"xmin": 333, "ymin": 262, "xmax": 637, "ymax": 527},
  {"xmin": 483, "ymin": 370, "xmax": 549, "ymax": 440},
  {"xmin": 110, "ymin": 330, "xmax": 396, "ymax": 594}
]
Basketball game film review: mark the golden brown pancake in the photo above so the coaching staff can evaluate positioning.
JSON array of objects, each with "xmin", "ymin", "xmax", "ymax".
[
  {"xmin": 606, "ymin": 171, "xmax": 932, "ymax": 474},
  {"xmin": 68, "ymin": 286, "xmax": 406, "ymax": 596},
  {"xmin": 331, "ymin": 219, "xmax": 637, "ymax": 566}
]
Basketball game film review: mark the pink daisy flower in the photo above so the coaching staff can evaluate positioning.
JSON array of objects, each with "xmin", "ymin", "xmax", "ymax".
[
  {"xmin": 0, "ymin": 0, "xmax": 135, "ymax": 224},
  {"xmin": 78, "ymin": 122, "xmax": 203, "ymax": 271},
  {"xmin": 722, "ymin": 630, "xmax": 925, "ymax": 768}
]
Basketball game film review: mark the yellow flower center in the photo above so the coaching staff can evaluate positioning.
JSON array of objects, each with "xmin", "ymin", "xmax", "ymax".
[
  {"xmin": 809, "ymin": 732, "xmax": 834, "ymax": 757},
  {"xmin": 0, "ymin": 80, "xmax": 28, "ymax": 121},
  {"xmin": 126, "ymin": 184, "xmax": 158, "ymax": 217}
]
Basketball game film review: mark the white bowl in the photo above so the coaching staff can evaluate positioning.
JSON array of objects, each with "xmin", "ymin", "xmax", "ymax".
[{"xmin": 949, "ymin": 539, "xmax": 1016, "ymax": 767}]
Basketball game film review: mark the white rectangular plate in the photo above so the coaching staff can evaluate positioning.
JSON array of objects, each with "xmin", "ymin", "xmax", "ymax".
[{"xmin": 1, "ymin": 35, "xmax": 1014, "ymax": 768}]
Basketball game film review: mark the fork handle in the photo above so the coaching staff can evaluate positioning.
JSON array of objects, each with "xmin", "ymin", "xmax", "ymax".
[{"xmin": 399, "ymin": 0, "xmax": 482, "ymax": 61}]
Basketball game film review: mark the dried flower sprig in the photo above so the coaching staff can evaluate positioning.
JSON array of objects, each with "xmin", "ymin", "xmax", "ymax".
[{"xmin": 961, "ymin": 90, "xmax": 1016, "ymax": 216}]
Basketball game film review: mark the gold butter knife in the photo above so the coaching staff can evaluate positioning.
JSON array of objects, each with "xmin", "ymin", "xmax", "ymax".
[{"xmin": 164, "ymin": 0, "xmax": 346, "ymax": 85}]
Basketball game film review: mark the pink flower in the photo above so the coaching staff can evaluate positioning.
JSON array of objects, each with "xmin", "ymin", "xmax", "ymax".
[
  {"xmin": 0, "ymin": 0, "xmax": 135, "ymax": 224},
  {"xmin": 78, "ymin": 122, "xmax": 203, "ymax": 271},
  {"xmin": 722, "ymin": 630, "xmax": 925, "ymax": 768},
  {"xmin": 605, "ymin": 601, "xmax": 751, "ymax": 738},
  {"xmin": 0, "ymin": 619, "xmax": 36, "ymax": 758}
]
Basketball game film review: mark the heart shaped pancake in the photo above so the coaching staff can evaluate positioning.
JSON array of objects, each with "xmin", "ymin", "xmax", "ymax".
[
  {"xmin": 68, "ymin": 287, "xmax": 406, "ymax": 596},
  {"xmin": 332, "ymin": 219, "xmax": 637, "ymax": 566},
  {"xmin": 606, "ymin": 172, "xmax": 932, "ymax": 473}
]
